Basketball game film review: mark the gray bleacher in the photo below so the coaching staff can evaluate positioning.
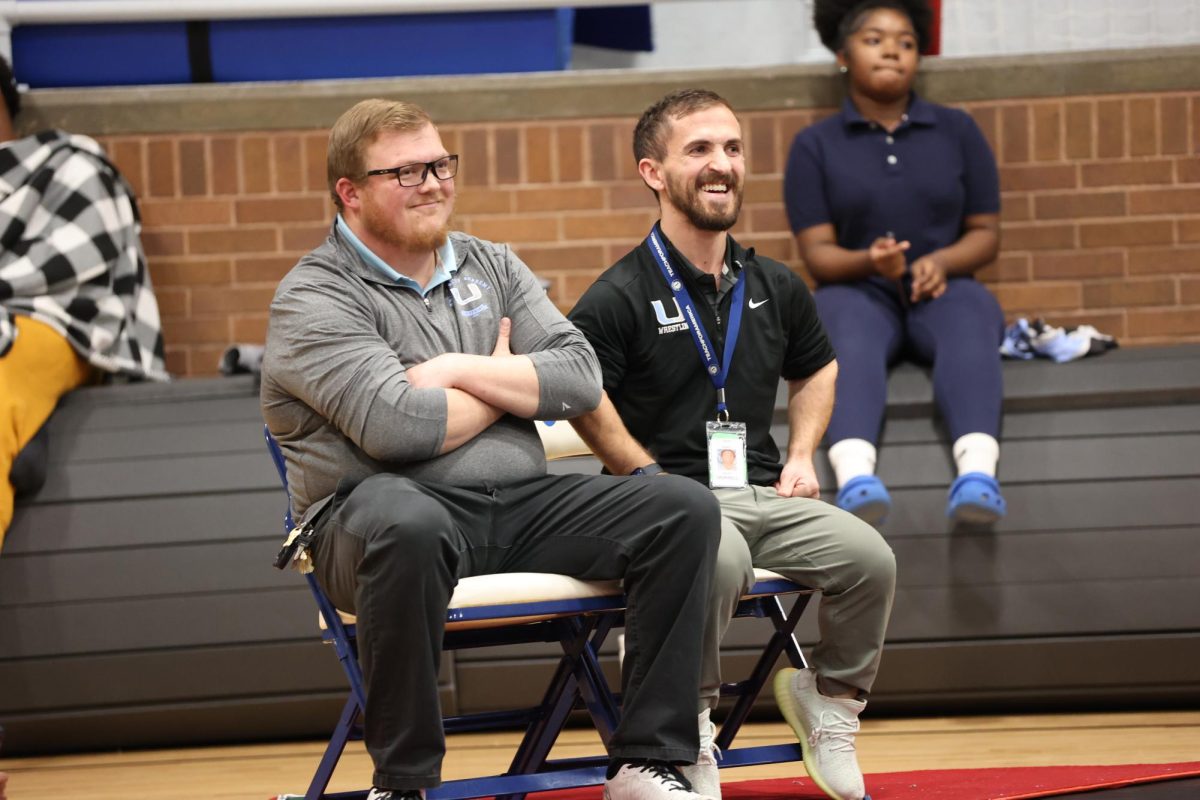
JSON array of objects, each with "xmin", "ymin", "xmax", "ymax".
[{"xmin": 1, "ymin": 345, "xmax": 1198, "ymax": 755}]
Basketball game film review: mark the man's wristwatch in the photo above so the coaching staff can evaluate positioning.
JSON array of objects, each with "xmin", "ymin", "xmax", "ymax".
[{"xmin": 630, "ymin": 463, "xmax": 665, "ymax": 477}]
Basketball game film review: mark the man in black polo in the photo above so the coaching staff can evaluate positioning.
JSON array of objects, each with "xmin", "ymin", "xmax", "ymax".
[{"xmin": 568, "ymin": 89, "xmax": 896, "ymax": 800}]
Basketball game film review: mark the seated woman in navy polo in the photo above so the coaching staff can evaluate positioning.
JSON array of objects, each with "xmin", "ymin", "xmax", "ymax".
[{"xmin": 784, "ymin": 0, "xmax": 1006, "ymax": 527}]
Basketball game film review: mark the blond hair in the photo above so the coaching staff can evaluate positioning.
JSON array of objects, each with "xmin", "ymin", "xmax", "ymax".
[{"xmin": 327, "ymin": 98, "xmax": 434, "ymax": 209}]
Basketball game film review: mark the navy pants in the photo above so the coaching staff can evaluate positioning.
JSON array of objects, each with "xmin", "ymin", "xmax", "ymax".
[
  {"xmin": 310, "ymin": 471, "xmax": 720, "ymax": 791},
  {"xmin": 816, "ymin": 276, "xmax": 1005, "ymax": 445}
]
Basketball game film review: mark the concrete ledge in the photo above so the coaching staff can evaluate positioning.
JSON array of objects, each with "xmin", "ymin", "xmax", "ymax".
[{"xmin": 19, "ymin": 44, "xmax": 1200, "ymax": 136}]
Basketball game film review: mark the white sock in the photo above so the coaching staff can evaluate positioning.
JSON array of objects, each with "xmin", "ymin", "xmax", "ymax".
[
  {"xmin": 828, "ymin": 438, "xmax": 877, "ymax": 488},
  {"xmin": 953, "ymin": 433, "xmax": 1000, "ymax": 478}
]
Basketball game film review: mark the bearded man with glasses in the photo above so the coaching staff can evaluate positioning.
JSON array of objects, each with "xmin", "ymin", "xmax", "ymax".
[{"xmin": 261, "ymin": 98, "xmax": 722, "ymax": 800}]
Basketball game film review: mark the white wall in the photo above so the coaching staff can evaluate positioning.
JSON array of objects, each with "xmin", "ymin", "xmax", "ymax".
[
  {"xmin": 570, "ymin": 0, "xmax": 830, "ymax": 71},
  {"xmin": 570, "ymin": 0, "xmax": 1200, "ymax": 72},
  {"xmin": 941, "ymin": 0, "xmax": 1200, "ymax": 57}
]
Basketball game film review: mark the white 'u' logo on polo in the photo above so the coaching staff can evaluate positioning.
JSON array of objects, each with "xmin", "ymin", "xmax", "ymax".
[
  {"xmin": 451, "ymin": 283, "xmax": 483, "ymax": 306},
  {"xmin": 651, "ymin": 298, "xmax": 685, "ymax": 325}
]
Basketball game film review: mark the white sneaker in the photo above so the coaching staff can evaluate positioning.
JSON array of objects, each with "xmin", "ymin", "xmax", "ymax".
[
  {"xmin": 773, "ymin": 667, "xmax": 866, "ymax": 800},
  {"xmin": 366, "ymin": 790, "xmax": 425, "ymax": 800},
  {"xmin": 680, "ymin": 708, "xmax": 721, "ymax": 799},
  {"xmin": 603, "ymin": 761, "xmax": 717, "ymax": 800}
]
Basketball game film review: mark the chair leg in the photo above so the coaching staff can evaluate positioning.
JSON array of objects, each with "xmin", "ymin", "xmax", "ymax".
[
  {"xmin": 307, "ymin": 694, "xmax": 364, "ymax": 800},
  {"xmin": 715, "ymin": 593, "xmax": 812, "ymax": 752},
  {"xmin": 572, "ymin": 612, "xmax": 622, "ymax": 744},
  {"xmin": 495, "ymin": 611, "xmax": 624, "ymax": 800},
  {"xmin": 774, "ymin": 595, "xmax": 811, "ymax": 671},
  {"xmin": 308, "ymin": 577, "xmax": 368, "ymax": 710},
  {"xmin": 503, "ymin": 618, "xmax": 597, "ymax": 782}
]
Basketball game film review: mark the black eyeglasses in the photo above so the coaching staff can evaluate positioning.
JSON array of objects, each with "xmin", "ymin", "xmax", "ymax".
[{"xmin": 364, "ymin": 154, "xmax": 459, "ymax": 187}]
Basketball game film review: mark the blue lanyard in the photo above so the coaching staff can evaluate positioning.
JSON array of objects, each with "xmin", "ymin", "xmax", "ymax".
[{"xmin": 646, "ymin": 225, "xmax": 745, "ymax": 420}]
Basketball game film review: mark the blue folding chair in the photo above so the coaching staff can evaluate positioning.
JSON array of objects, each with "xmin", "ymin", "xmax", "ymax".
[{"xmin": 265, "ymin": 427, "xmax": 812, "ymax": 800}]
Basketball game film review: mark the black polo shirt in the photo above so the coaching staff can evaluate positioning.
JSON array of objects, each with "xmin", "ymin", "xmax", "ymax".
[{"xmin": 568, "ymin": 231, "xmax": 835, "ymax": 486}]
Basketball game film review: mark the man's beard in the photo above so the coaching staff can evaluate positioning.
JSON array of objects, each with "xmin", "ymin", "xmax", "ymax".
[
  {"xmin": 362, "ymin": 196, "xmax": 450, "ymax": 254},
  {"xmin": 663, "ymin": 169, "xmax": 743, "ymax": 232}
]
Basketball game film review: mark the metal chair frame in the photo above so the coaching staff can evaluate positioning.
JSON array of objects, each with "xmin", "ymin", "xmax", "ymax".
[{"xmin": 265, "ymin": 428, "xmax": 811, "ymax": 800}]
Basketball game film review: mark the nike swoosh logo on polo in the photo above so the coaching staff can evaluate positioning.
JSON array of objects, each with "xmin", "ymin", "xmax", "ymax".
[{"xmin": 748, "ymin": 298, "xmax": 770, "ymax": 309}]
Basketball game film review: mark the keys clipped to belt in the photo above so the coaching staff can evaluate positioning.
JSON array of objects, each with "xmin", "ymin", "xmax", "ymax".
[{"xmin": 273, "ymin": 523, "xmax": 316, "ymax": 574}]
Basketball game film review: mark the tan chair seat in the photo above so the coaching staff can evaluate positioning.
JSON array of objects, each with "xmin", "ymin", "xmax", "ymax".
[{"xmin": 320, "ymin": 568, "xmax": 804, "ymax": 631}]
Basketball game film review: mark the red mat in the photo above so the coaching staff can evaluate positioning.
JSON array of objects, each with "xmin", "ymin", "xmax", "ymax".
[
  {"xmin": 541, "ymin": 762, "xmax": 1200, "ymax": 800},
  {"xmin": 724, "ymin": 762, "xmax": 1200, "ymax": 799}
]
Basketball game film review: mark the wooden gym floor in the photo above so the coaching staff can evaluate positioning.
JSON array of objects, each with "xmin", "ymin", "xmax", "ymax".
[{"xmin": 3, "ymin": 710, "xmax": 1199, "ymax": 799}]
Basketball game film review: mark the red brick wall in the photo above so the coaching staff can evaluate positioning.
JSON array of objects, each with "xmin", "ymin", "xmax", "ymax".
[{"xmin": 96, "ymin": 89, "xmax": 1200, "ymax": 376}]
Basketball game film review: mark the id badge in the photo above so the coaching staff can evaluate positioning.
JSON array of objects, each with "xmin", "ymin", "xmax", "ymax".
[{"xmin": 706, "ymin": 421, "xmax": 748, "ymax": 489}]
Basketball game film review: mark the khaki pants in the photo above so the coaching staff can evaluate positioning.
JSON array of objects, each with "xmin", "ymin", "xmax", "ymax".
[
  {"xmin": 699, "ymin": 485, "xmax": 897, "ymax": 709},
  {"xmin": 1, "ymin": 316, "xmax": 94, "ymax": 547}
]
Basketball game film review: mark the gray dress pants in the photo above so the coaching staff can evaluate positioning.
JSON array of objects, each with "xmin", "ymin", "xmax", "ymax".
[{"xmin": 310, "ymin": 471, "xmax": 720, "ymax": 792}]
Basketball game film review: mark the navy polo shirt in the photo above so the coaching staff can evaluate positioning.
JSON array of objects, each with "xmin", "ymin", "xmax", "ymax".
[{"xmin": 783, "ymin": 94, "xmax": 999, "ymax": 278}]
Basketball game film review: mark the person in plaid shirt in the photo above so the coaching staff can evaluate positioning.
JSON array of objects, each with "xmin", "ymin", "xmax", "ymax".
[{"xmin": 0, "ymin": 56, "xmax": 167, "ymax": 547}]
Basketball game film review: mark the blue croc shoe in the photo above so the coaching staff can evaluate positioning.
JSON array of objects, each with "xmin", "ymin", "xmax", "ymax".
[
  {"xmin": 836, "ymin": 475, "xmax": 891, "ymax": 525},
  {"xmin": 947, "ymin": 472, "xmax": 1007, "ymax": 525}
]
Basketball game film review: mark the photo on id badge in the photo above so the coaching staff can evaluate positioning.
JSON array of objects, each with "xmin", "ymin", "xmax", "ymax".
[{"xmin": 707, "ymin": 422, "xmax": 748, "ymax": 489}]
